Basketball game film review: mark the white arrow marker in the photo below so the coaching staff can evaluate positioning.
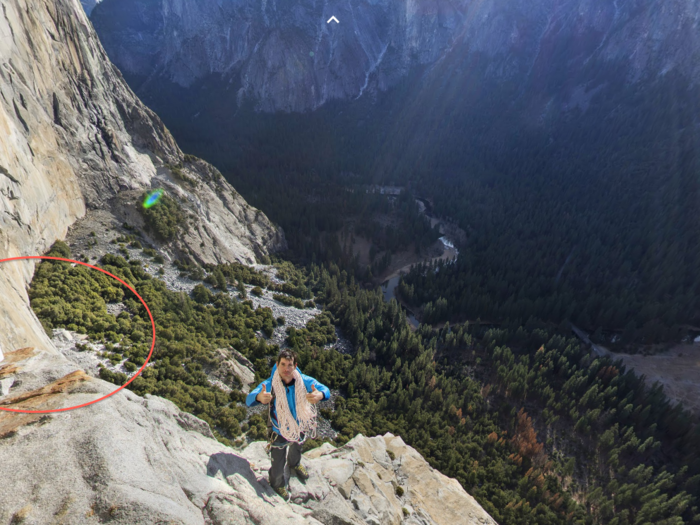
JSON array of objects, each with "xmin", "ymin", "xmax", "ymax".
[{"xmin": 327, "ymin": 16, "xmax": 339, "ymax": 24}]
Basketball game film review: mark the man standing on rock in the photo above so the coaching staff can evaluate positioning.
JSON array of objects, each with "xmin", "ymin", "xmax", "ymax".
[{"xmin": 246, "ymin": 349, "xmax": 330, "ymax": 500}]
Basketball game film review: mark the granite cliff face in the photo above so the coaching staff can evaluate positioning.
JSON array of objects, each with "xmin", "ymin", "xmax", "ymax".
[
  {"xmin": 91, "ymin": 0, "xmax": 700, "ymax": 113},
  {"xmin": 0, "ymin": 0, "xmax": 282, "ymax": 352},
  {"xmin": 80, "ymin": 0, "xmax": 100, "ymax": 16},
  {"xmin": 91, "ymin": 0, "xmax": 467, "ymax": 112}
]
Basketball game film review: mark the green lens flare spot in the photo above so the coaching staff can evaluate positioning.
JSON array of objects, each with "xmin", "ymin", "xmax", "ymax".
[
  {"xmin": 143, "ymin": 189, "xmax": 164, "ymax": 209},
  {"xmin": 309, "ymin": 51, "xmax": 315, "ymax": 57}
]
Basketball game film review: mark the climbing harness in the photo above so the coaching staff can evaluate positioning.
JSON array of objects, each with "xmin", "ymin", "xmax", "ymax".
[{"xmin": 266, "ymin": 431, "xmax": 308, "ymax": 453}]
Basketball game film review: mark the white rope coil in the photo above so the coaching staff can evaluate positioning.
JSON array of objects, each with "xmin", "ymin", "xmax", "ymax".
[{"xmin": 272, "ymin": 368, "xmax": 317, "ymax": 443}]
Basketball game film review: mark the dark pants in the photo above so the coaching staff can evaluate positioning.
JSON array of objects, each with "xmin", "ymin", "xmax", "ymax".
[{"xmin": 269, "ymin": 433, "xmax": 302, "ymax": 489}]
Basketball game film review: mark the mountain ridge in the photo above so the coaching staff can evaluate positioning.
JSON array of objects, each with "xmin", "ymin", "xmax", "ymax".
[{"xmin": 91, "ymin": 0, "xmax": 700, "ymax": 113}]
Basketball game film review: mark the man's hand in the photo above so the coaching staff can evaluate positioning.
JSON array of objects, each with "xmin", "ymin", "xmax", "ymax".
[
  {"xmin": 306, "ymin": 384, "xmax": 324, "ymax": 405},
  {"xmin": 256, "ymin": 384, "xmax": 272, "ymax": 405}
]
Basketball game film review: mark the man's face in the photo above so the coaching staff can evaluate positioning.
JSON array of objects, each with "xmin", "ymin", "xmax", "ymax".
[{"xmin": 278, "ymin": 357, "xmax": 295, "ymax": 382}]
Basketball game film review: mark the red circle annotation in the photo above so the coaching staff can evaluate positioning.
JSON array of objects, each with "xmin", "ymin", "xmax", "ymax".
[{"xmin": 0, "ymin": 256, "xmax": 156, "ymax": 414}]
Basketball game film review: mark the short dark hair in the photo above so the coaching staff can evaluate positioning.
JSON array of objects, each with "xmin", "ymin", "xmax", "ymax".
[{"xmin": 277, "ymin": 349, "xmax": 297, "ymax": 365}]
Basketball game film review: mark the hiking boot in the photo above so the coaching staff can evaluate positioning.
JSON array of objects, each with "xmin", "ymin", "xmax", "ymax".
[
  {"xmin": 293, "ymin": 464, "xmax": 310, "ymax": 481},
  {"xmin": 273, "ymin": 485, "xmax": 290, "ymax": 501}
]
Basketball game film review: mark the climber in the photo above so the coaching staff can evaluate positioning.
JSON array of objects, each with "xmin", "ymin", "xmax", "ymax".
[{"xmin": 246, "ymin": 349, "xmax": 330, "ymax": 500}]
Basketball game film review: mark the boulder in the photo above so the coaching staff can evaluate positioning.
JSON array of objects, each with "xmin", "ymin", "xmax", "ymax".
[{"xmin": 207, "ymin": 348, "xmax": 256, "ymax": 393}]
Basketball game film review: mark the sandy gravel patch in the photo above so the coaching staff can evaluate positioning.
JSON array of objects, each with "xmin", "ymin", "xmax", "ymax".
[{"xmin": 612, "ymin": 344, "xmax": 700, "ymax": 416}]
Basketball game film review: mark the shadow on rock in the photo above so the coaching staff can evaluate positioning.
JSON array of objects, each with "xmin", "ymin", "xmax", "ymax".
[{"xmin": 206, "ymin": 452, "xmax": 272, "ymax": 499}]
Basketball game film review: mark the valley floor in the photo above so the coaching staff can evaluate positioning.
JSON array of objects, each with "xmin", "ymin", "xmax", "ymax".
[{"xmin": 574, "ymin": 325, "xmax": 700, "ymax": 417}]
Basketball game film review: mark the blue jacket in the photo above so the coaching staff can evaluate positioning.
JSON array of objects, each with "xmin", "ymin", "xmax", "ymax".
[{"xmin": 246, "ymin": 364, "xmax": 330, "ymax": 436}]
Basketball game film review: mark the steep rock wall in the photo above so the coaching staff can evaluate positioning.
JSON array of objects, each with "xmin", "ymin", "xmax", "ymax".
[{"xmin": 0, "ymin": 0, "xmax": 282, "ymax": 354}]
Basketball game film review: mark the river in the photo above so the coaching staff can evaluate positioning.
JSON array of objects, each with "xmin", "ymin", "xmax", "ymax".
[
  {"xmin": 381, "ymin": 275, "xmax": 420, "ymax": 328},
  {"xmin": 380, "ymin": 197, "xmax": 460, "ymax": 328}
]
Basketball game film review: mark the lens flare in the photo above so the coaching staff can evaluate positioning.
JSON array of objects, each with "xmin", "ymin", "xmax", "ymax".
[{"xmin": 143, "ymin": 189, "xmax": 164, "ymax": 209}]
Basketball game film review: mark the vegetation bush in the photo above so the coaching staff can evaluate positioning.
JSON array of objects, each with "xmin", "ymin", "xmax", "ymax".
[
  {"xmin": 192, "ymin": 284, "xmax": 213, "ymax": 304},
  {"xmin": 138, "ymin": 191, "xmax": 188, "ymax": 241},
  {"xmin": 166, "ymin": 162, "xmax": 196, "ymax": 186},
  {"xmin": 273, "ymin": 294, "xmax": 304, "ymax": 309}
]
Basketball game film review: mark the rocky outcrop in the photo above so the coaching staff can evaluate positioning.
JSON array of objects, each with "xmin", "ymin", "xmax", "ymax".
[
  {"xmin": 90, "ymin": 0, "xmax": 700, "ymax": 113},
  {"xmin": 242, "ymin": 434, "xmax": 498, "ymax": 525},
  {"xmin": 0, "ymin": 345, "xmax": 496, "ymax": 524},
  {"xmin": 207, "ymin": 348, "xmax": 256, "ymax": 393},
  {"xmin": 0, "ymin": 361, "xmax": 316, "ymax": 524}
]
